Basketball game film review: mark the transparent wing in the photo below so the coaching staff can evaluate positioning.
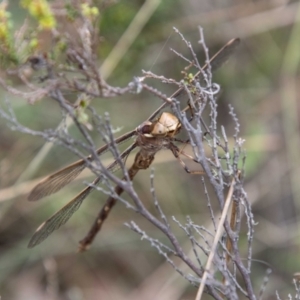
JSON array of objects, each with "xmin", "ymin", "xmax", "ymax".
[
  {"xmin": 205, "ymin": 38, "xmax": 240, "ymax": 72},
  {"xmin": 28, "ymin": 142, "xmax": 138, "ymax": 248},
  {"xmin": 28, "ymin": 160, "xmax": 86, "ymax": 201},
  {"xmin": 28, "ymin": 181, "xmax": 97, "ymax": 248},
  {"xmin": 28, "ymin": 130, "xmax": 136, "ymax": 201},
  {"xmin": 155, "ymin": 38, "xmax": 241, "ymax": 116}
]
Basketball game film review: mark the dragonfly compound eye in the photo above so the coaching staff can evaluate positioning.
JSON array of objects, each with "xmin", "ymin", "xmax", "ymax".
[{"xmin": 137, "ymin": 121, "xmax": 153, "ymax": 135}]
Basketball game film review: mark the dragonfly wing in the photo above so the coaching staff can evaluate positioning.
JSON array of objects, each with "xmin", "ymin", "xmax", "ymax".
[
  {"xmin": 28, "ymin": 181, "xmax": 96, "ymax": 248},
  {"xmin": 207, "ymin": 38, "xmax": 240, "ymax": 72},
  {"xmin": 28, "ymin": 142, "xmax": 138, "ymax": 247},
  {"xmin": 28, "ymin": 131, "xmax": 137, "ymax": 202},
  {"xmin": 28, "ymin": 161, "xmax": 86, "ymax": 201}
]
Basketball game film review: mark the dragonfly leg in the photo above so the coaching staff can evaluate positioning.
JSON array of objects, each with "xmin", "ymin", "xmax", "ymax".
[{"xmin": 169, "ymin": 143, "xmax": 205, "ymax": 175}]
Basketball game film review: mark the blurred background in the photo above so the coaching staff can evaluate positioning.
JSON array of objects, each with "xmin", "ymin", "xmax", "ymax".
[{"xmin": 1, "ymin": 0, "xmax": 300, "ymax": 299}]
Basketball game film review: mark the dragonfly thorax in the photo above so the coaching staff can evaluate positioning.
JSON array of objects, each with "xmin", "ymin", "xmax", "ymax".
[{"xmin": 135, "ymin": 112, "xmax": 181, "ymax": 154}]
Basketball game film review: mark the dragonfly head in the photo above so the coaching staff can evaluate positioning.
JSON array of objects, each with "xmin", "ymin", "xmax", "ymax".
[
  {"xmin": 136, "ymin": 112, "xmax": 181, "ymax": 138},
  {"xmin": 152, "ymin": 112, "xmax": 181, "ymax": 137}
]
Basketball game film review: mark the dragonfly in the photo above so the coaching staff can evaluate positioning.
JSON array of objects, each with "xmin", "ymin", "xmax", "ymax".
[{"xmin": 27, "ymin": 38, "xmax": 240, "ymax": 250}]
